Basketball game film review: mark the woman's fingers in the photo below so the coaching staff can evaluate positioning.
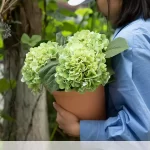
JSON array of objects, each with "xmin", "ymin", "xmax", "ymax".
[
  {"xmin": 56, "ymin": 112, "xmax": 64, "ymax": 124},
  {"xmin": 53, "ymin": 102, "xmax": 80, "ymax": 137},
  {"xmin": 53, "ymin": 102, "xmax": 67, "ymax": 118},
  {"xmin": 53, "ymin": 102, "xmax": 79, "ymax": 122}
]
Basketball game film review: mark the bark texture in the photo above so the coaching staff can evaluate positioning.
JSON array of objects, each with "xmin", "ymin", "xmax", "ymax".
[{"xmin": 3, "ymin": 0, "xmax": 49, "ymax": 141}]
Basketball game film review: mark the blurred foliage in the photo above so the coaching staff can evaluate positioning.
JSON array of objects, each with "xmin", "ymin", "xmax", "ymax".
[
  {"xmin": 38, "ymin": 0, "xmax": 113, "ymax": 40},
  {"xmin": 21, "ymin": 34, "xmax": 42, "ymax": 47},
  {"xmin": 0, "ymin": 35, "xmax": 3, "ymax": 48},
  {"xmin": 0, "ymin": 34, "xmax": 4, "ymax": 61},
  {"xmin": 0, "ymin": 78, "xmax": 16, "ymax": 93}
]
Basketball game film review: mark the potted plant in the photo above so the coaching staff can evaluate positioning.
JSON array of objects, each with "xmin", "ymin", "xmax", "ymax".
[{"xmin": 21, "ymin": 30, "xmax": 128, "ymax": 120}]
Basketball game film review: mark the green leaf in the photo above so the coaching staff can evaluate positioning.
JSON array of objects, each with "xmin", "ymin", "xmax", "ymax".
[
  {"xmin": 62, "ymin": 22, "xmax": 77, "ymax": 33},
  {"xmin": 56, "ymin": 32, "xmax": 67, "ymax": 45},
  {"xmin": 31, "ymin": 35, "xmax": 42, "ymax": 44},
  {"xmin": 21, "ymin": 33, "xmax": 30, "ymax": 45},
  {"xmin": 0, "ymin": 78, "xmax": 16, "ymax": 93},
  {"xmin": 75, "ymin": 8, "xmax": 93, "ymax": 16},
  {"xmin": 0, "ymin": 111, "xmax": 15, "ymax": 122},
  {"xmin": 47, "ymin": 74, "xmax": 59, "ymax": 92},
  {"xmin": 45, "ymin": 25, "xmax": 57, "ymax": 39},
  {"xmin": 59, "ymin": 9, "xmax": 76, "ymax": 17},
  {"xmin": 33, "ymin": 40, "xmax": 49, "ymax": 48},
  {"xmin": 47, "ymin": 1, "xmax": 58, "ymax": 11},
  {"xmin": 28, "ymin": 41, "xmax": 35, "ymax": 47},
  {"xmin": 61, "ymin": 31, "xmax": 72, "ymax": 37},
  {"xmin": 38, "ymin": 0, "xmax": 44, "ymax": 10},
  {"xmin": 105, "ymin": 38, "xmax": 129, "ymax": 58},
  {"xmin": 53, "ymin": 19, "xmax": 64, "ymax": 27},
  {"xmin": 0, "ymin": 54, "xmax": 3, "ymax": 61},
  {"xmin": 0, "ymin": 34, "xmax": 3, "ymax": 48},
  {"xmin": 27, "ymin": 35, "xmax": 42, "ymax": 47},
  {"xmin": 50, "ymin": 11, "xmax": 66, "ymax": 21},
  {"xmin": 39, "ymin": 60, "xmax": 59, "ymax": 93},
  {"xmin": 103, "ymin": 25, "xmax": 107, "ymax": 32}
]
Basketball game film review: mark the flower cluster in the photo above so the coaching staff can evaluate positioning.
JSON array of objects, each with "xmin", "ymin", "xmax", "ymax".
[
  {"xmin": 55, "ymin": 30, "xmax": 110, "ymax": 93},
  {"xmin": 21, "ymin": 41, "xmax": 62, "ymax": 92}
]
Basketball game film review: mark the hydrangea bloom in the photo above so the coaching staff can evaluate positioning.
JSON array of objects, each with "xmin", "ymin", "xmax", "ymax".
[
  {"xmin": 55, "ymin": 30, "xmax": 110, "ymax": 93},
  {"xmin": 21, "ymin": 41, "xmax": 62, "ymax": 92}
]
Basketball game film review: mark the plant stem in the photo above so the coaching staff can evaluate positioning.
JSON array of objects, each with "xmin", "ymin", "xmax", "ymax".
[
  {"xmin": 0, "ymin": 0, "xmax": 5, "ymax": 15},
  {"xmin": 78, "ymin": 12, "xmax": 88, "ymax": 30},
  {"xmin": 2, "ymin": 0, "xmax": 18, "ymax": 15},
  {"xmin": 50, "ymin": 124, "xmax": 58, "ymax": 141}
]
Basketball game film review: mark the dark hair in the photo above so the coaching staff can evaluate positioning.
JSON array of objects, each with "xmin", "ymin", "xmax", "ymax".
[{"xmin": 114, "ymin": 0, "xmax": 150, "ymax": 27}]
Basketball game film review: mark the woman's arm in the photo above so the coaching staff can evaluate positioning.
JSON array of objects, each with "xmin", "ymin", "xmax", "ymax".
[{"xmin": 80, "ymin": 44, "xmax": 150, "ymax": 141}]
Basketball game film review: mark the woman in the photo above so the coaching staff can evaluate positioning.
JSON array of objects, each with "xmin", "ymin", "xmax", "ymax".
[{"xmin": 53, "ymin": 0, "xmax": 150, "ymax": 141}]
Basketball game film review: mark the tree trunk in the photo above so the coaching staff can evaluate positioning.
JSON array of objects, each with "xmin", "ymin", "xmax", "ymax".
[{"xmin": 3, "ymin": 0, "xmax": 49, "ymax": 141}]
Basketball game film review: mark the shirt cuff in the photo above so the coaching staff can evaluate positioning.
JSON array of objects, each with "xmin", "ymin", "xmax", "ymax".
[{"xmin": 80, "ymin": 120, "xmax": 107, "ymax": 141}]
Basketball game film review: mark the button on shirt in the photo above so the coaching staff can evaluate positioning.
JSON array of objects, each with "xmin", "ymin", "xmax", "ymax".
[{"xmin": 80, "ymin": 17, "xmax": 150, "ymax": 141}]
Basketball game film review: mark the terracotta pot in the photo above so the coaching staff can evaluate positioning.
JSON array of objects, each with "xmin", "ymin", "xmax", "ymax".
[{"xmin": 52, "ymin": 86, "xmax": 106, "ymax": 120}]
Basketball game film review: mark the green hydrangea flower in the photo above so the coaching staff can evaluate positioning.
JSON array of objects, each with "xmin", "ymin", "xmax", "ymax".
[
  {"xmin": 55, "ymin": 30, "xmax": 110, "ymax": 93},
  {"xmin": 21, "ymin": 41, "xmax": 62, "ymax": 93}
]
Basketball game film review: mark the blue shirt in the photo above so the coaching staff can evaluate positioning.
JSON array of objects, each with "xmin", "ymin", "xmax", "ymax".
[{"xmin": 80, "ymin": 17, "xmax": 150, "ymax": 141}]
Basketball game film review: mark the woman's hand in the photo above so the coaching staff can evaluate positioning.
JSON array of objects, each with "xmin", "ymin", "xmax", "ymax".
[{"xmin": 53, "ymin": 102, "xmax": 80, "ymax": 137}]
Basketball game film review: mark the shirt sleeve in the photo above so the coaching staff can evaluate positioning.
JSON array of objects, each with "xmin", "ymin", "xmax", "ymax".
[{"xmin": 80, "ymin": 42, "xmax": 150, "ymax": 141}]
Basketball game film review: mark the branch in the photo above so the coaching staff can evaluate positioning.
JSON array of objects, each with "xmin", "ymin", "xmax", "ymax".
[
  {"xmin": 2, "ymin": 0, "xmax": 18, "ymax": 15},
  {"xmin": 0, "ymin": 0, "xmax": 10, "ymax": 18},
  {"xmin": 0, "ymin": 0, "xmax": 5, "ymax": 14},
  {"xmin": 24, "ymin": 93, "xmax": 42, "ymax": 141}
]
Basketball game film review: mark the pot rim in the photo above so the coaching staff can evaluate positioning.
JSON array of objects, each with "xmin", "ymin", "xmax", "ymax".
[{"xmin": 52, "ymin": 86, "xmax": 104, "ymax": 96}]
